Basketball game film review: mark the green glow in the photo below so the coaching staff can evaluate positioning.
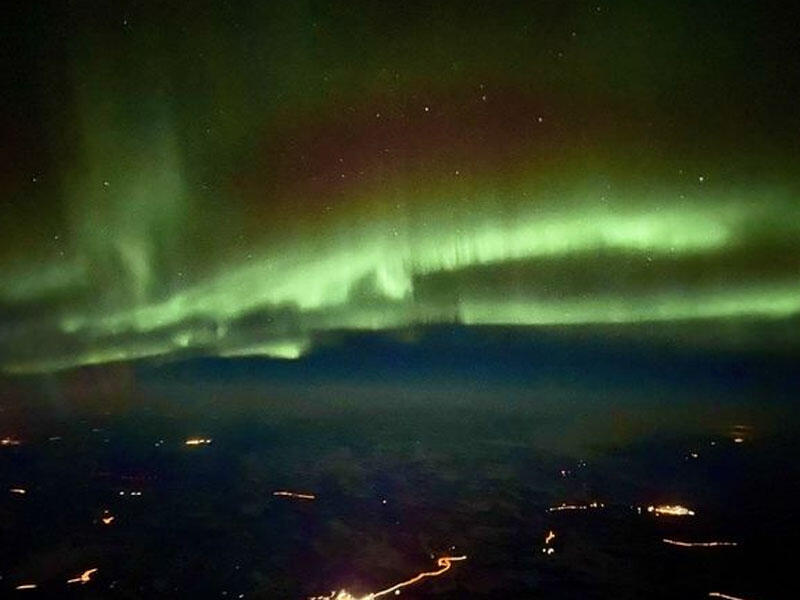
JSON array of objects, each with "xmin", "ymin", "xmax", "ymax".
[
  {"xmin": 58, "ymin": 185, "xmax": 760, "ymax": 334},
  {"xmin": 219, "ymin": 338, "xmax": 310, "ymax": 360},
  {"xmin": 0, "ymin": 183, "xmax": 785, "ymax": 373},
  {"xmin": 406, "ymin": 194, "xmax": 738, "ymax": 274},
  {"xmin": 0, "ymin": 259, "xmax": 88, "ymax": 303},
  {"xmin": 4, "ymin": 339, "xmax": 178, "ymax": 375},
  {"xmin": 458, "ymin": 284, "xmax": 800, "ymax": 326},
  {"xmin": 0, "ymin": 168, "xmax": 795, "ymax": 375},
  {"xmin": 3, "ymin": 2, "xmax": 799, "ymax": 374}
]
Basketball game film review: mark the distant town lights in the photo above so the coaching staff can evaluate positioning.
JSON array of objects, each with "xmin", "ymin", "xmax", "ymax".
[
  {"xmin": 185, "ymin": 437, "xmax": 213, "ymax": 446},
  {"xmin": 647, "ymin": 504, "xmax": 695, "ymax": 516}
]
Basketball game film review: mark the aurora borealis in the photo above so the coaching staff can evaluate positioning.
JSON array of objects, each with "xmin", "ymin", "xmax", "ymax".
[{"xmin": 2, "ymin": 2, "xmax": 799, "ymax": 373}]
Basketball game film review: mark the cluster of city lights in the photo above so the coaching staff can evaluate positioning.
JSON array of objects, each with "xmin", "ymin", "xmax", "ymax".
[
  {"xmin": 184, "ymin": 437, "xmax": 213, "ymax": 446},
  {"xmin": 548, "ymin": 501, "xmax": 604, "ymax": 512},
  {"xmin": 647, "ymin": 504, "xmax": 695, "ymax": 516},
  {"xmin": 541, "ymin": 529, "xmax": 557, "ymax": 555}
]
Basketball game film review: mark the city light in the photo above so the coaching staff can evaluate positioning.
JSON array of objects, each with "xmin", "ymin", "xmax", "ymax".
[
  {"xmin": 647, "ymin": 505, "xmax": 695, "ymax": 516},
  {"xmin": 67, "ymin": 568, "xmax": 98, "ymax": 585},
  {"xmin": 663, "ymin": 539, "xmax": 738, "ymax": 547},
  {"xmin": 273, "ymin": 490, "xmax": 316, "ymax": 501},
  {"xmin": 548, "ymin": 501, "xmax": 604, "ymax": 512},
  {"xmin": 185, "ymin": 438, "xmax": 213, "ymax": 446},
  {"xmin": 540, "ymin": 529, "xmax": 557, "ymax": 556}
]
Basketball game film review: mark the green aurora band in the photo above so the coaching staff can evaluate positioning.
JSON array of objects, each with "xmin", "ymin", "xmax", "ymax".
[{"xmin": 2, "ymin": 2, "xmax": 799, "ymax": 373}]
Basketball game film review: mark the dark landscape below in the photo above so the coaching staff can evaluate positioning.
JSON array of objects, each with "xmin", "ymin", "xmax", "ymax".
[{"xmin": 1, "ymin": 330, "xmax": 798, "ymax": 599}]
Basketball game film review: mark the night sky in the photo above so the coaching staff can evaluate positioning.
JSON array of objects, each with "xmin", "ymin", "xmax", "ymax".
[
  {"xmin": 3, "ymin": 1, "xmax": 800, "ymax": 373},
  {"xmin": 3, "ymin": 4, "xmax": 800, "ymax": 599}
]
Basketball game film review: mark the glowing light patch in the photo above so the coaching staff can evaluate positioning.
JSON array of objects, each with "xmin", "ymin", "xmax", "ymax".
[
  {"xmin": 9, "ymin": 488, "xmax": 27, "ymax": 494},
  {"xmin": 662, "ymin": 539, "xmax": 738, "ymax": 547},
  {"xmin": 1, "ymin": 437, "xmax": 22, "ymax": 446},
  {"xmin": 708, "ymin": 593, "xmax": 749, "ymax": 600},
  {"xmin": 309, "ymin": 555, "xmax": 467, "ymax": 600},
  {"xmin": 185, "ymin": 438, "xmax": 213, "ymax": 446},
  {"xmin": 15, "ymin": 584, "xmax": 37, "ymax": 590},
  {"xmin": 548, "ymin": 501, "xmax": 604, "ymax": 512},
  {"xmin": 273, "ymin": 490, "xmax": 316, "ymax": 500},
  {"xmin": 220, "ymin": 339, "xmax": 309, "ymax": 360},
  {"xmin": 540, "ymin": 529, "xmax": 557, "ymax": 555},
  {"xmin": 67, "ymin": 568, "xmax": 98, "ymax": 585},
  {"xmin": 730, "ymin": 425, "xmax": 750, "ymax": 444},
  {"xmin": 647, "ymin": 504, "xmax": 695, "ymax": 516}
]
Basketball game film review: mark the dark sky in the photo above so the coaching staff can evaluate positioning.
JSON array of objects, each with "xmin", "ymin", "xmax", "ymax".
[{"xmin": 2, "ymin": 1, "xmax": 799, "ymax": 373}]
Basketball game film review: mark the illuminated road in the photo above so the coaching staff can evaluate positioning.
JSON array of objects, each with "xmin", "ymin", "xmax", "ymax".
[
  {"xmin": 67, "ymin": 568, "xmax": 98, "ymax": 585},
  {"xmin": 309, "ymin": 555, "xmax": 467, "ymax": 600},
  {"xmin": 663, "ymin": 539, "xmax": 738, "ymax": 548},
  {"xmin": 273, "ymin": 490, "xmax": 316, "ymax": 501}
]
